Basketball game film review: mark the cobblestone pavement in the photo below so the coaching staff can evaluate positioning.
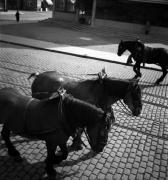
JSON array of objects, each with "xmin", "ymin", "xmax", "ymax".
[{"xmin": 0, "ymin": 42, "xmax": 168, "ymax": 180}]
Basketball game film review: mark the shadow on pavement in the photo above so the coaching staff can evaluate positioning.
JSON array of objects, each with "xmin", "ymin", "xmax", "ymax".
[
  {"xmin": 0, "ymin": 155, "xmax": 79, "ymax": 180},
  {"xmin": 0, "ymin": 155, "xmax": 46, "ymax": 179}
]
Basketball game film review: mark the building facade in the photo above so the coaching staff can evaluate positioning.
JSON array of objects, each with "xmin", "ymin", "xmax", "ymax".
[
  {"xmin": 52, "ymin": 0, "xmax": 168, "ymax": 27},
  {"xmin": 0, "ymin": 0, "xmax": 53, "ymax": 11}
]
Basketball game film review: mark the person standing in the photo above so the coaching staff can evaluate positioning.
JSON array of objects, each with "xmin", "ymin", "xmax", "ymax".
[{"xmin": 15, "ymin": 10, "xmax": 20, "ymax": 22}]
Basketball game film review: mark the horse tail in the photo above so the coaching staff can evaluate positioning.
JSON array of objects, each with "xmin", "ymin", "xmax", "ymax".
[{"xmin": 28, "ymin": 72, "xmax": 40, "ymax": 80}]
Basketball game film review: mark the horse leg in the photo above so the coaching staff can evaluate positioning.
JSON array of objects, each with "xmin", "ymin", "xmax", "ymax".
[
  {"xmin": 54, "ymin": 144, "xmax": 68, "ymax": 163},
  {"xmin": 127, "ymin": 55, "xmax": 133, "ymax": 64},
  {"xmin": 133, "ymin": 63, "xmax": 142, "ymax": 79},
  {"xmin": 45, "ymin": 135, "xmax": 68, "ymax": 178},
  {"xmin": 45, "ymin": 139, "xmax": 58, "ymax": 177},
  {"xmin": 71, "ymin": 128, "xmax": 83, "ymax": 150},
  {"xmin": 155, "ymin": 66, "xmax": 167, "ymax": 84},
  {"xmin": 1, "ymin": 125, "xmax": 22, "ymax": 162}
]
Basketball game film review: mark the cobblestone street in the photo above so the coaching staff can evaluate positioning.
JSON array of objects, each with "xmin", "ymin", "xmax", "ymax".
[{"xmin": 0, "ymin": 42, "xmax": 168, "ymax": 180}]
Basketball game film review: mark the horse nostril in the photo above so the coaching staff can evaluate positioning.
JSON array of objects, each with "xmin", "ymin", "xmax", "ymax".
[{"xmin": 133, "ymin": 109, "xmax": 141, "ymax": 116}]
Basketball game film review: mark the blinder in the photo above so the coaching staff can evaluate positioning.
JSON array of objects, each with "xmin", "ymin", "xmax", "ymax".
[{"xmin": 117, "ymin": 81, "xmax": 142, "ymax": 116}]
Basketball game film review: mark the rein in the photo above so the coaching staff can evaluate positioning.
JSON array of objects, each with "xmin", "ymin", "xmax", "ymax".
[
  {"xmin": 116, "ymin": 100, "xmax": 132, "ymax": 116},
  {"xmin": 83, "ymin": 128, "xmax": 93, "ymax": 149}
]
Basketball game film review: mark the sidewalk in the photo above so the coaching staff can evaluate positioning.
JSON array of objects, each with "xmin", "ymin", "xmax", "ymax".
[
  {"xmin": 0, "ymin": 11, "xmax": 168, "ymax": 70},
  {"xmin": 0, "ymin": 27, "xmax": 161, "ymax": 71}
]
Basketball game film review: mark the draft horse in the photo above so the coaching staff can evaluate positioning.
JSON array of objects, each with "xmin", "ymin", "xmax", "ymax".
[
  {"xmin": 28, "ymin": 70, "xmax": 142, "ymax": 148},
  {"xmin": 118, "ymin": 39, "xmax": 168, "ymax": 84},
  {"xmin": 29, "ymin": 70, "xmax": 142, "ymax": 117},
  {"xmin": 0, "ymin": 87, "xmax": 110, "ymax": 178}
]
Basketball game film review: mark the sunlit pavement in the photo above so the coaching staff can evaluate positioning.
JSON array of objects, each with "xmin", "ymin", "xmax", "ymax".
[{"xmin": 0, "ymin": 11, "xmax": 168, "ymax": 180}]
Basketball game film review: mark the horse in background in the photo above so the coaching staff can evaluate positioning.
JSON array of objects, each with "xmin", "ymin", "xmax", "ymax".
[
  {"xmin": 0, "ymin": 87, "xmax": 110, "ymax": 178},
  {"xmin": 117, "ymin": 39, "xmax": 145, "ymax": 67},
  {"xmin": 117, "ymin": 39, "xmax": 168, "ymax": 84}
]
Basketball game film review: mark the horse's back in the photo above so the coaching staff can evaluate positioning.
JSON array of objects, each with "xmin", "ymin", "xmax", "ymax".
[
  {"xmin": 32, "ymin": 71, "xmax": 72, "ymax": 93},
  {"xmin": 0, "ymin": 88, "xmax": 30, "ymax": 131},
  {"xmin": 0, "ymin": 87, "xmax": 28, "ymax": 106},
  {"xmin": 145, "ymin": 47, "xmax": 168, "ymax": 64},
  {"xmin": 31, "ymin": 71, "xmax": 94, "ymax": 100}
]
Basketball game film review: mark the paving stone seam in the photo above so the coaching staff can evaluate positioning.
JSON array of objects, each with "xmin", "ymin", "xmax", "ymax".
[
  {"xmin": 142, "ymin": 100, "xmax": 168, "ymax": 109},
  {"xmin": 143, "ymin": 92, "xmax": 168, "ymax": 101},
  {"xmin": 113, "ymin": 123, "xmax": 168, "ymax": 141}
]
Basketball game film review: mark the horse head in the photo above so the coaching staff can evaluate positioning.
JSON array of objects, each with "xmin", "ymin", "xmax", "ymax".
[
  {"xmin": 117, "ymin": 40, "xmax": 126, "ymax": 56},
  {"xmin": 85, "ymin": 110, "xmax": 110, "ymax": 153},
  {"xmin": 117, "ymin": 39, "xmax": 144, "ymax": 57},
  {"xmin": 122, "ymin": 79, "xmax": 142, "ymax": 116},
  {"xmin": 61, "ymin": 95, "xmax": 110, "ymax": 153}
]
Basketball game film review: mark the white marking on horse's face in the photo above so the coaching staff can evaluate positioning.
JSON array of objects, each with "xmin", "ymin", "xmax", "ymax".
[{"xmin": 59, "ymin": 77, "xmax": 64, "ymax": 82}]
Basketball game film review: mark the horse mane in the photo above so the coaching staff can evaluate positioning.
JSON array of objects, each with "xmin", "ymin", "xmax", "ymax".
[
  {"xmin": 121, "ymin": 39, "xmax": 145, "ymax": 52},
  {"xmin": 104, "ymin": 77, "xmax": 141, "ymax": 98},
  {"xmin": 63, "ymin": 95, "xmax": 104, "ymax": 127}
]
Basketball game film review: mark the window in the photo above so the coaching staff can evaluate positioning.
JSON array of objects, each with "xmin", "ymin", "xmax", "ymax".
[{"xmin": 55, "ymin": 0, "xmax": 76, "ymax": 12}]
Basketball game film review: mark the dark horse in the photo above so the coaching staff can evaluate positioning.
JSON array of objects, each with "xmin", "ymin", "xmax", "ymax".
[
  {"xmin": 0, "ymin": 87, "xmax": 110, "ymax": 178},
  {"xmin": 29, "ymin": 70, "xmax": 142, "ymax": 149},
  {"xmin": 117, "ymin": 39, "xmax": 168, "ymax": 84},
  {"xmin": 29, "ymin": 70, "xmax": 142, "ymax": 117}
]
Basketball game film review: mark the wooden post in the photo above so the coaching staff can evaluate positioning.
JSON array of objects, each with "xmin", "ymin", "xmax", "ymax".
[
  {"xmin": 4, "ymin": 0, "xmax": 8, "ymax": 11},
  {"xmin": 52, "ymin": 0, "xmax": 56, "ymax": 18},
  {"xmin": 17, "ymin": 0, "xmax": 19, "ymax": 9},
  {"xmin": 91, "ymin": 0, "xmax": 96, "ymax": 27}
]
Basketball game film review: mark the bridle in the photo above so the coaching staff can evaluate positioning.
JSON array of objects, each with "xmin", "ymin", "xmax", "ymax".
[
  {"xmin": 83, "ymin": 128, "xmax": 93, "ymax": 148},
  {"xmin": 115, "ymin": 84, "xmax": 135, "ymax": 116},
  {"xmin": 116, "ymin": 99, "xmax": 132, "ymax": 116},
  {"xmin": 83, "ymin": 113, "xmax": 109, "ymax": 150}
]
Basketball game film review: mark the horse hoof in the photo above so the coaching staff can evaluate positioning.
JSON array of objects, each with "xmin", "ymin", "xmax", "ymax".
[
  {"xmin": 13, "ymin": 155, "xmax": 23, "ymax": 162},
  {"xmin": 70, "ymin": 144, "xmax": 83, "ymax": 151},
  {"xmin": 75, "ymin": 145, "xmax": 83, "ymax": 151},
  {"xmin": 48, "ymin": 173, "xmax": 57, "ymax": 180},
  {"xmin": 132, "ymin": 76, "xmax": 137, "ymax": 79},
  {"xmin": 155, "ymin": 80, "xmax": 160, "ymax": 85}
]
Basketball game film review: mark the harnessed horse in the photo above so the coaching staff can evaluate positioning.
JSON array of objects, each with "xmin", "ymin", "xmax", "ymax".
[
  {"xmin": 0, "ymin": 87, "xmax": 110, "ymax": 178},
  {"xmin": 28, "ymin": 70, "xmax": 142, "ymax": 149},
  {"xmin": 29, "ymin": 70, "xmax": 142, "ymax": 117},
  {"xmin": 118, "ymin": 39, "xmax": 168, "ymax": 84}
]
